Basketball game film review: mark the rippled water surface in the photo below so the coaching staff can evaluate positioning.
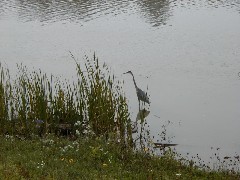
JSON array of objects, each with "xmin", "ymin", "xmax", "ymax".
[{"xmin": 1, "ymin": 0, "xmax": 240, "ymax": 165}]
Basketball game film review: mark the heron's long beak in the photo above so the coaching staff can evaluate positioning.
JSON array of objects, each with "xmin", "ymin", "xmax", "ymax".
[{"xmin": 123, "ymin": 71, "xmax": 131, "ymax": 74}]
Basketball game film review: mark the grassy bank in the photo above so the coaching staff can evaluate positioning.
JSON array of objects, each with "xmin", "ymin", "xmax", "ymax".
[{"xmin": 1, "ymin": 135, "xmax": 239, "ymax": 179}]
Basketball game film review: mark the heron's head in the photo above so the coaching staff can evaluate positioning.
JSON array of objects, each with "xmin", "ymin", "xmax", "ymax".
[{"xmin": 123, "ymin": 70, "xmax": 133, "ymax": 75}]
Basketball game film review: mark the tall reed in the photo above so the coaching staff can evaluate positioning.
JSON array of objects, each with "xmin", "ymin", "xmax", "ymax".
[
  {"xmin": 73, "ymin": 53, "xmax": 132, "ymax": 144},
  {"xmin": 0, "ymin": 64, "xmax": 12, "ymax": 134}
]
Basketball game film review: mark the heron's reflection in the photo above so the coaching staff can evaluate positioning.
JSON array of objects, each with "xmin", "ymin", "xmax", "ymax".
[
  {"xmin": 136, "ymin": 108, "xmax": 150, "ymax": 122},
  {"xmin": 132, "ymin": 108, "xmax": 150, "ymax": 133}
]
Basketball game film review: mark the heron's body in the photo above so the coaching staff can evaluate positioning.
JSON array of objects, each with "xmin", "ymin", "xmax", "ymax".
[{"xmin": 136, "ymin": 87, "xmax": 150, "ymax": 104}]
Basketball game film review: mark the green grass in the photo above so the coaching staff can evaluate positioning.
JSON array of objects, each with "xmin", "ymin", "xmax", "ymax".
[{"xmin": 0, "ymin": 135, "xmax": 239, "ymax": 179}]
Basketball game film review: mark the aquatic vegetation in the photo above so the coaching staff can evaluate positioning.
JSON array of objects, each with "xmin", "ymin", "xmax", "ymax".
[
  {"xmin": 72, "ymin": 53, "xmax": 132, "ymax": 143},
  {"xmin": 0, "ymin": 54, "xmax": 132, "ymax": 145},
  {"xmin": 0, "ymin": 63, "xmax": 12, "ymax": 134}
]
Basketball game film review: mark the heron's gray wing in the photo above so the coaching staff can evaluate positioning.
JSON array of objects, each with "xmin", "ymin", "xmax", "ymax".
[{"xmin": 137, "ymin": 88, "xmax": 150, "ymax": 104}]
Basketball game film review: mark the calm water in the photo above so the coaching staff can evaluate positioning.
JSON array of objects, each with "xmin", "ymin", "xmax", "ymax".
[{"xmin": 1, "ymin": 0, "xmax": 240, "ymax": 165}]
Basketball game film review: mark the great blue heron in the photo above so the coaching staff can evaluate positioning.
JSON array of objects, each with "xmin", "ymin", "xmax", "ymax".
[{"xmin": 123, "ymin": 71, "xmax": 150, "ymax": 106}]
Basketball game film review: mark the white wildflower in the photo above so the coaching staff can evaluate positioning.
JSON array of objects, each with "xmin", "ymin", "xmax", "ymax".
[
  {"xmin": 76, "ymin": 130, "xmax": 80, "ymax": 136},
  {"xmin": 74, "ymin": 121, "xmax": 81, "ymax": 126},
  {"xmin": 5, "ymin": 135, "xmax": 14, "ymax": 141},
  {"xmin": 5, "ymin": 135, "xmax": 10, "ymax": 139},
  {"xmin": 72, "ymin": 141, "xmax": 79, "ymax": 146}
]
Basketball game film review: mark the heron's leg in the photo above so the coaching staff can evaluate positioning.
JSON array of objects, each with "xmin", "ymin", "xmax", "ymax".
[
  {"xmin": 137, "ymin": 100, "xmax": 143, "ymax": 149},
  {"xmin": 138, "ymin": 100, "xmax": 140, "ymax": 111}
]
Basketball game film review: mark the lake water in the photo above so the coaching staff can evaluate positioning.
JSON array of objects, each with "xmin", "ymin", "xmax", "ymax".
[{"xmin": 1, "ymin": 0, "xmax": 240, "ymax": 167}]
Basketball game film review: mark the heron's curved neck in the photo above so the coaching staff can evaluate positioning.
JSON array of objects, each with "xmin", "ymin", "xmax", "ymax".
[{"xmin": 130, "ymin": 73, "xmax": 138, "ymax": 89}]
